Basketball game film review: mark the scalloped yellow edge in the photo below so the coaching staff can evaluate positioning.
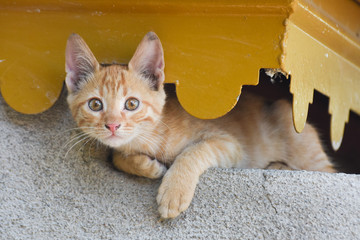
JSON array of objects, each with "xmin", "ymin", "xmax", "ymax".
[{"xmin": 0, "ymin": 0, "xmax": 359, "ymax": 150}]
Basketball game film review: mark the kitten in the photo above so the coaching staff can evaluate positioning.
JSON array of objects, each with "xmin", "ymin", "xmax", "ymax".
[{"xmin": 65, "ymin": 32, "xmax": 335, "ymax": 219}]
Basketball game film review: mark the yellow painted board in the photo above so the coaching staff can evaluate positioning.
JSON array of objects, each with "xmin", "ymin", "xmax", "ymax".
[{"xmin": 0, "ymin": 0, "xmax": 289, "ymax": 116}]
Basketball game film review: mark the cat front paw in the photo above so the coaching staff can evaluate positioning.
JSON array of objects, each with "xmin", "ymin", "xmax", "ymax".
[
  {"xmin": 156, "ymin": 171, "xmax": 197, "ymax": 219},
  {"xmin": 142, "ymin": 156, "xmax": 167, "ymax": 179},
  {"xmin": 113, "ymin": 153, "xmax": 167, "ymax": 179}
]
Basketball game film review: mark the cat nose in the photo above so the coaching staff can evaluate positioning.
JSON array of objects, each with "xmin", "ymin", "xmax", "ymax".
[{"xmin": 105, "ymin": 123, "xmax": 121, "ymax": 133}]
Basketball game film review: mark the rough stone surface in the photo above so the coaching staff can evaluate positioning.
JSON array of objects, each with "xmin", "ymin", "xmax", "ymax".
[{"xmin": 1, "ymin": 91, "xmax": 359, "ymax": 239}]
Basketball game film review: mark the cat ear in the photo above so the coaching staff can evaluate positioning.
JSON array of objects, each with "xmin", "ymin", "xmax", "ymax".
[
  {"xmin": 65, "ymin": 33, "xmax": 99, "ymax": 93},
  {"xmin": 128, "ymin": 32, "xmax": 165, "ymax": 90}
]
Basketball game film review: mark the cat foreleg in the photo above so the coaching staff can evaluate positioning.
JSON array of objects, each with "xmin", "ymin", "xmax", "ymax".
[
  {"xmin": 157, "ymin": 135, "xmax": 241, "ymax": 219},
  {"xmin": 112, "ymin": 150, "xmax": 167, "ymax": 179}
]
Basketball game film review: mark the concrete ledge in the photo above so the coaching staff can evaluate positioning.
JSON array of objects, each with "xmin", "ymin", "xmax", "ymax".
[{"xmin": 1, "ymin": 92, "xmax": 359, "ymax": 239}]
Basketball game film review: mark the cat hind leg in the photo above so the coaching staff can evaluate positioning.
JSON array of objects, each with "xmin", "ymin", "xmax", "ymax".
[{"xmin": 285, "ymin": 124, "xmax": 337, "ymax": 173}]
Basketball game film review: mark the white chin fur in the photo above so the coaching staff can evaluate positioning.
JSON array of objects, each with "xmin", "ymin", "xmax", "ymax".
[{"xmin": 100, "ymin": 136, "xmax": 132, "ymax": 148}]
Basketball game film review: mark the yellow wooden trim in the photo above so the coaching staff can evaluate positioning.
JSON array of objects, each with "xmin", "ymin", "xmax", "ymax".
[
  {"xmin": 281, "ymin": 0, "xmax": 360, "ymax": 150},
  {"xmin": 0, "ymin": 0, "xmax": 290, "ymax": 116}
]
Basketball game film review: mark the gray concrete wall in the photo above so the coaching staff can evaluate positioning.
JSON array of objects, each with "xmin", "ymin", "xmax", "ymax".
[{"xmin": 1, "ymin": 92, "xmax": 359, "ymax": 239}]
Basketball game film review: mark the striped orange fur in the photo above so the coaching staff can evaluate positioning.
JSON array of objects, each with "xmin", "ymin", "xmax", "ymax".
[{"xmin": 65, "ymin": 32, "xmax": 335, "ymax": 219}]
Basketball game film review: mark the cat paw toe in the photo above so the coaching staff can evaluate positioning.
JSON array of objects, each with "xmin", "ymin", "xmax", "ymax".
[
  {"xmin": 150, "ymin": 161, "xmax": 167, "ymax": 179},
  {"xmin": 156, "ymin": 177, "xmax": 194, "ymax": 219},
  {"xmin": 157, "ymin": 192, "xmax": 188, "ymax": 218}
]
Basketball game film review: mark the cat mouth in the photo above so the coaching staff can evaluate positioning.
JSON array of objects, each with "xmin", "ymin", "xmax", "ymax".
[
  {"xmin": 106, "ymin": 135, "xmax": 123, "ymax": 140},
  {"xmin": 101, "ymin": 135, "xmax": 126, "ymax": 147},
  {"xmin": 101, "ymin": 132, "xmax": 134, "ymax": 147}
]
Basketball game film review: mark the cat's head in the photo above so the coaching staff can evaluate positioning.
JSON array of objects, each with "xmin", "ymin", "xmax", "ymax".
[{"xmin": 65, "ymin": 32, "xmax": 166, "ymax": 148}]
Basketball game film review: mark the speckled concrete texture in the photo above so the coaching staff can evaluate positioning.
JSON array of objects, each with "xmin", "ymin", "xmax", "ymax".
[{"xmin": 1, "ymin": 90, "xmax": 360, "ymax": 239}]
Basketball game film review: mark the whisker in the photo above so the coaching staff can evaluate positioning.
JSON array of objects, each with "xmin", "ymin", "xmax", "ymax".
[
  {"xmin": 158, "ymin": 119, "xmax": 171, "ymax": 131},
  {"xmin": 140, "ymin": 130, "xmax": 170, "ymax": 162},
  {"xmin": 77, "ymin": 136, "xmax": 96, "ymax": 160},
  {"xmin": 62, "ymin": 130, "xmax": 99, "ymax": 150},
  {"xmin": 60, "ymin": 129, "xmax": 102, "ymax": 158},
  {"xmin": 88, "ymin": 138, "xmax": 99, "ymax": 159},
  {"xmin": 136, "ymin": 131, "xmax": 169, "ymax": 161},
  {"xmin": 61, "ymin": 133, "xmax": 89, "ymax": 153},
  {"xmin": 137, "ymin": 134, "xmax": 157, "ymax": 156},
  {"xmin": 64, "ymin": 135, "xmax": 93, "ymax": 159},
  {"xmin": 54, "ymin": 126, "xmax": 104, "ymax": 138}
]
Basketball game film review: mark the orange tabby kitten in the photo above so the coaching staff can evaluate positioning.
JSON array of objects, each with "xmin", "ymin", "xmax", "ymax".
[{"xmin": 65, "ymin": 32, "xmax": 335, "ymax": 219}]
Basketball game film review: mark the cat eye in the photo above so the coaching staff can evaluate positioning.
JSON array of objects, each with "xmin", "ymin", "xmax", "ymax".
[
  {"xmin": 125, "ymin": 98, "xmax": 140, "ymax": 111},
  {"xmin": 88, "ymin": 98, "xmax": 103, "ymax": 112}
]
